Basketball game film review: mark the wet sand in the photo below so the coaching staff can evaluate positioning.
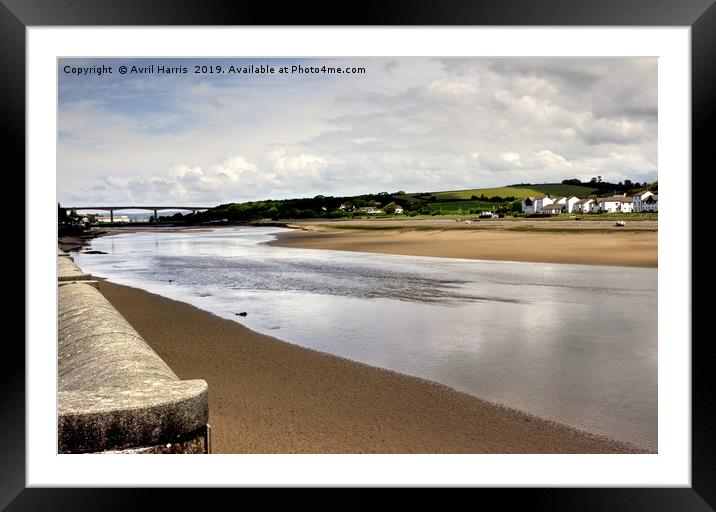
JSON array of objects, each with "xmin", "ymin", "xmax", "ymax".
[
  {"xmin": 97, "ymin": 278, "xmax": 647, "ymax": 453},
  {"xmin": 270, "ymin": 221, "xmax": 657, "ymax": 267}
]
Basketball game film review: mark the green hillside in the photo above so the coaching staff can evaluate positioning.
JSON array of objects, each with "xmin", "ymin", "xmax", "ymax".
[
  {"xmin": 161, "ymin": 178, "xmax": 650, "ymax": 223},
  {"xmin": 426, "ymin": 200, "xmax": 498, "ymax": 214},
  {"xmin": 432, "ymin": 184, "xmax": 598, "ymax": 200},
  {"xmin": 530, "ymin": 184, "xmax": 600, "ymax": 197}
]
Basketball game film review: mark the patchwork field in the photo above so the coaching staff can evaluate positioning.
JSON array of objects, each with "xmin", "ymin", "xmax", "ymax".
[{"xmin": 429, "ymin": 184, "xmax": 599, "ymax": 200}]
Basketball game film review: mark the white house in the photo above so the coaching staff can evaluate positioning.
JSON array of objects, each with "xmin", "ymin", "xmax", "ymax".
[
  {"xmin": 545, "ymin": 196, "xmax": 579, "ymax": 214},
  {"xmin": 563, "ymin": 196, "xmax": 581, "ymax": 213},
  {"xmin": 521, "ymin": 197, "xmax": 537, "ymax": 213},
  {"xmin": 573, "ymin": 198, "xmax": 594, "ymax": 213},
  {"xmin": 643, "ymin": 193, "xmax": 657, "ymax": 212},
  {"xmin": 393, "ymin": 205, "xmax": 404, "ymax": 214},
  {"xmin": 522, "ymin": 195, "xmax": 553, "ymax": 213},
  {"xmin": 540, "ymin": 203, "xmax": 565, "ymax": 214},
  {"xmin": 535, "ymin": 195, "xmax": 554, "ymax": 211},
  {"xmin": 633, "ymin": 191, "xmax": 658, "ymax": 212},
  {"xmin": 542, "ymin": 196, "xmax": 567, "ymax": 213},
  {"xmin": 596, "ymin": 195, "xmax": 634, "ymax": 213},
  {"xmin": 358, "ymin": 206, "xmax": 382, "ymax": 214},
  {"xmin": 524, "ymin": 194, "xmax": 586, "ymax": 214}
]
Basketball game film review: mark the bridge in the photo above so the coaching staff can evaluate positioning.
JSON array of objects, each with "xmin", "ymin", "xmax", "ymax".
[{"xmin": 66, "ymin": 206, "xmax": 212, "ymax": 222}]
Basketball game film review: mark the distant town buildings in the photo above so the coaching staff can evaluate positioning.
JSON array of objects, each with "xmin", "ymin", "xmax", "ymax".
[
  {"xmin": 352, "ymin": 204, "xmax": 404, "ymax": 215},
  {"xmin": 358, "ymin": 206, "xmax": 382, "ymax": 214},
  {"xmin": 521, "ymin": 192, "xmax": 657, "ymax": 215},
  {"xmin": 339, "ymin": 203, "xmax": 405, "ymax": 215},
  {"xmin": 84, "ymin": 215, "xmax": 131, "ymax": 223}
]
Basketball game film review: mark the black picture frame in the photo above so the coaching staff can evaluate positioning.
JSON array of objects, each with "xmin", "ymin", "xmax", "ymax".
[{"xmin": 2, "ymin": 0, "xmax": 710, "ymax": 508}]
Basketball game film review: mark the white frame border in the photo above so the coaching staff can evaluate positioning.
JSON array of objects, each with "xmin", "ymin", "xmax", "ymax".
[{"xmin": 28, "ymin": 27, "xmax": 689, "ymax": 487}]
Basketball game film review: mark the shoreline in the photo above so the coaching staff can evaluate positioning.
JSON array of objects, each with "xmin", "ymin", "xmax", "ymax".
[
  {"xmin": 63, "ymin": 219, "xmax": 658, "ymax": 268},
  {"xmin": 94, "ymin": 277, "xmax": 649, "ymax": 453},
  {"xmin": 268, "ymin": 221, "xmax": 658, "ymax": 267}
]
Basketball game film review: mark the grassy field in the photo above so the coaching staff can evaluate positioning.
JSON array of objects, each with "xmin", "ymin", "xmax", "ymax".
[
  {"xmin": 426, "ymin": 200, "xmax": 498, "ymax": 214},
  {"xmin": 301, "ymin": 212, "xmax": 657, "ymax": 223},
  {"xmin": 431, "ymin": 184, "xmax": 598, "ymax": 200},
  {"xmin": 564, "ymin": 212, "xmax": 659, "ymax": 221}
]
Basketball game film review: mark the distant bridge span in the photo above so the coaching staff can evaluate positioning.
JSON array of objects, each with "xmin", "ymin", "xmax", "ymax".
[{"xmin": 66, "ymin": 206, "xmax": 212, "ymax": 222}]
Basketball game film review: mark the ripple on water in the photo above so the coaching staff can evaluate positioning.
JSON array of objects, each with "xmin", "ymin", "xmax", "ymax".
[{"xmin": 72, "ymin": 227, "xmax": 658, "ymax": 450}]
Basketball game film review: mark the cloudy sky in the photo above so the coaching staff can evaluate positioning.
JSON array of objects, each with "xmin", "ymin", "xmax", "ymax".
[{"xmin": 58, "ymin": 57, "xmax": 657, "ymax": 206}]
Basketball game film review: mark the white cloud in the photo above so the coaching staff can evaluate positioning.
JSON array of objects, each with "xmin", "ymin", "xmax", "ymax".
[
  {"xmin": 500, "ymin": 152, "xmax": 522, "ymax": 166},
  {"xmin": 533, "ymin": 150, "xmax": 572, "ymax": 169},
  {"xmin": 423, "ymin": 79, "xmax": 478, "ymax": 99},
  {"xmin": 212, "ymin": 156, "xmax": 259, "ymax": 182},
  {"xmin": 58, "ymin": 57, "xmax": 657, "ymax": 205},
  {"xmin": 266, "ymin": 147, "xmax": 329, "ymax": 175}
]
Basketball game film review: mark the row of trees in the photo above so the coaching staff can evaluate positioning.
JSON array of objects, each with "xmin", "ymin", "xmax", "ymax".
[
  {"xmin": 471, "ymin": 194, "xmax": 517, "ymax": 202},
  {"xmin": 172, "ymin": 193, "xmax": 413, "ymax": 223},
  {"xmin": 58, "ymin": 203, "xmax": 87, "ymax": 236},
  {"xmin": 58, "ymin": 204, "xmax": 81, "ymax": 225},
  {"xmin": 560, "ymin": 178, "xmax": 657, "ymax": 195},
  {"xmin": 59, "ymin": 204, "xmax": 107, "ymax": 225}
]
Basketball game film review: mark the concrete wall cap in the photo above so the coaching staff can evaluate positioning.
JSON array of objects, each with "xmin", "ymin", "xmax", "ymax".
[
  {"xmin": 58, "ymin": 381, "xmax": 208, "ymax": 453},
  {"xmin": 58, "ymin": 257, "xmax": 93, "ymax": 282}
]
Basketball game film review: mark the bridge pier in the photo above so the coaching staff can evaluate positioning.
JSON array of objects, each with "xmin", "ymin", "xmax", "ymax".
[
  {"xmin": 110, "ymin": 210, "xmax": 114, "ymax": 223},
  {"xmin": 154, "ymin": 209, "xmax": 158, "ymax": 221}
]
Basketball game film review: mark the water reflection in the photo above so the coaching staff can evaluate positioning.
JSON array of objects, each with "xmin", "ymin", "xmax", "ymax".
[{"xmin": 74, "ymin": 227, "xmax": 657, "ymax": 450}]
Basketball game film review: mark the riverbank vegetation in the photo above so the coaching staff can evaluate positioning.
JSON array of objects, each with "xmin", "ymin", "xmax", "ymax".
[
  {"xmin": 166, "ymin": 178, "xmax": 656, "ymax": 223},
  {"xmin": 83, "ymin": 178, "xmax": 656, "ymax": 224}
]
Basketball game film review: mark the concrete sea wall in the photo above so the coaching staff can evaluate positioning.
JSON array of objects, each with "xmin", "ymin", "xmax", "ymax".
[{"xmin": 57, "ymin": 250, "xmax": 210, "ymax": 453}]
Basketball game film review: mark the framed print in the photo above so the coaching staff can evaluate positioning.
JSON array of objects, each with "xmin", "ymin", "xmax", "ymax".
[{"xmin": 2, "ymin": 0, "xmax": 712, "ymax": 508}]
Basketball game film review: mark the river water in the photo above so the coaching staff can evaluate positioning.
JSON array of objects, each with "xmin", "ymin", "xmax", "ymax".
[{"xmin": 73, "ymin": 226, "xmax": 657, "ymax": 450}]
